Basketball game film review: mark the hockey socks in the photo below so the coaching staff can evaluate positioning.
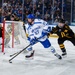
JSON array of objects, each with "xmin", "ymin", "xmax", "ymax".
[
  {"xmin": 61, "ymin": 48, "xmax": 67, "ymax": 56},
  {"xmin": 49, "ymin": 46, "xmax": 62, "ymax": 59}
]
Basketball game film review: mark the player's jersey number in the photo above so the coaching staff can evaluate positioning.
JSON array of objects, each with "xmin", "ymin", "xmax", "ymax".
[{"xmin": 61, "ymin": 32, "xmax": 65, "ymax": 37}]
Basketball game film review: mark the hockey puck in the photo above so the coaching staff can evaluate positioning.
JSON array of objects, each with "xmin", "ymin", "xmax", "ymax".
[{"xmin": 3, "ymin": 53, "xmax": 5, "ymax": 55}]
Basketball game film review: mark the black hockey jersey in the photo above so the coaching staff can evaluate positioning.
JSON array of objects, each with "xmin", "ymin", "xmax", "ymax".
[{"xmin": 50, "ymin": 24, "xmax": 75, "ymax": 38}]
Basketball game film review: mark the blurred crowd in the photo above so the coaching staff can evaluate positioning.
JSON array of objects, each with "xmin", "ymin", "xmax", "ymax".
[{"xmin": 0, "ymin": 0, "xmax": 67, "ymax": 24}]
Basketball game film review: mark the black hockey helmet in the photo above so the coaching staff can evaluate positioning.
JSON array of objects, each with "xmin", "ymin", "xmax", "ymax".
[
  {"xmin": 58, "ymin": 18, "xmax": 65, "ymax": 23},
  {"xmin": 57, "ymin": 18, "xmax": 65, "ymax": 28}
]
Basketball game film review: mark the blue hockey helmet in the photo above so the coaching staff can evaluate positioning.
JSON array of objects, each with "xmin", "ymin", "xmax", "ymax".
[{"xmin": 27, "ymin": 14, "xmax": 35, "ymax": 19}]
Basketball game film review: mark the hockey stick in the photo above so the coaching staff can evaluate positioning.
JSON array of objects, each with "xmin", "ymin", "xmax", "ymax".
[
  {"xmin": 10, "ymin": 40, "xmax": 37, "ymax": 57},
  {"xmin": 9, "ymin": 44, "xmax": 31, "ymax": 63}
]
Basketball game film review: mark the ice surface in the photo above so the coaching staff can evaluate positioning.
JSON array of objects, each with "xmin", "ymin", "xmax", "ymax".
[{"xmin": 0, "ymin": 38, "xmax": 75, "ymax": 75}]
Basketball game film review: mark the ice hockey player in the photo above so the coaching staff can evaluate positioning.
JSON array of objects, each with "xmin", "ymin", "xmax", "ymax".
[
  {"xmin": 9, "ymin": 13, "xmax": 21, "ymax": 45},
  {"xmin": 24, "ymin": 14, "xmax": 62, "ymax": 59},
  {"xmin": 49, "ymin": 18, "xmax": 75, "ymax": 57}
]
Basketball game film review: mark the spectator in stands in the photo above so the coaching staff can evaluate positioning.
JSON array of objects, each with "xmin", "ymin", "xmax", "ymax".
[
  {"xmin": 2, "ymin": 0, "xmax": 67, "ymax": 24},
  {"xmin": 5, "ymin": 10, "xmax": 11, "ymax": 20},
  {"xmin": 35, "ymin": 10, "xmax": 41, "ymax": 19},
  {"xmin": 44, "ymin": 11, "xmax": 50, "ymax": 19}
]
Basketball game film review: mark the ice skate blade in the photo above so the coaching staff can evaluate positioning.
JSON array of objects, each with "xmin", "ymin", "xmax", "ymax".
[
  {"xmin": 62, "ymin": 55, "xmax": 67, "ymax": 58},
  {"xmin": 25, "ymin": 57, "xmax": 34, "ymax": 60}
]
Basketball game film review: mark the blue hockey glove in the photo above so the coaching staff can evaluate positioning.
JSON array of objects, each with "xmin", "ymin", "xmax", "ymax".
[
  {"xmin": 28, "ymin": 37, "xmax": 37, "ymax": 45},
  {"xmin": 27, "ymin": 37, "xmax": 31, "ymax": 41},
  {"xmin": 42, "ymin": 31, "xmax": 48, "ymax": 37},
  {"xmin": 42, "ymin": 27, "xmax": 51, "ymax": 37},
  {"xmin": 30, "ymin": 37, "xmax": 37, "ymax": 45},
  {"xmin": 43, "ymin": 27, "xmax": 51, "ymax": 33}
]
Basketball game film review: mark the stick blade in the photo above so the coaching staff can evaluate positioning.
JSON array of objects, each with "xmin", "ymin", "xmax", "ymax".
[{"xmin": 9, "ymin": 60, "xmax": 12, "ymax": 63}]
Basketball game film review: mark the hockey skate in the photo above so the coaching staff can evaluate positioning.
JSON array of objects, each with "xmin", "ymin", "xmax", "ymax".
[
  {"xmin": 54, "ymin": 53, "xmax": 62, "ymax": 59},
  {"xmin": 25, "ymin": 50, "xmax": 35, "ymax": 59}
]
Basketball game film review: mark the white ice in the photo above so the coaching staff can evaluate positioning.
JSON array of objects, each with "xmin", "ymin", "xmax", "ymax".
[{"xmin": 0, "ymin": 37, "xmax": 75, "ymax": 75}]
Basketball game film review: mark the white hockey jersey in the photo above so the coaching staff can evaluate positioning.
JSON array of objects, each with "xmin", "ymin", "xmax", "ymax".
[{"xmin": 25, "ymin": 19, "xmax": 50, "ymax": 41}]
